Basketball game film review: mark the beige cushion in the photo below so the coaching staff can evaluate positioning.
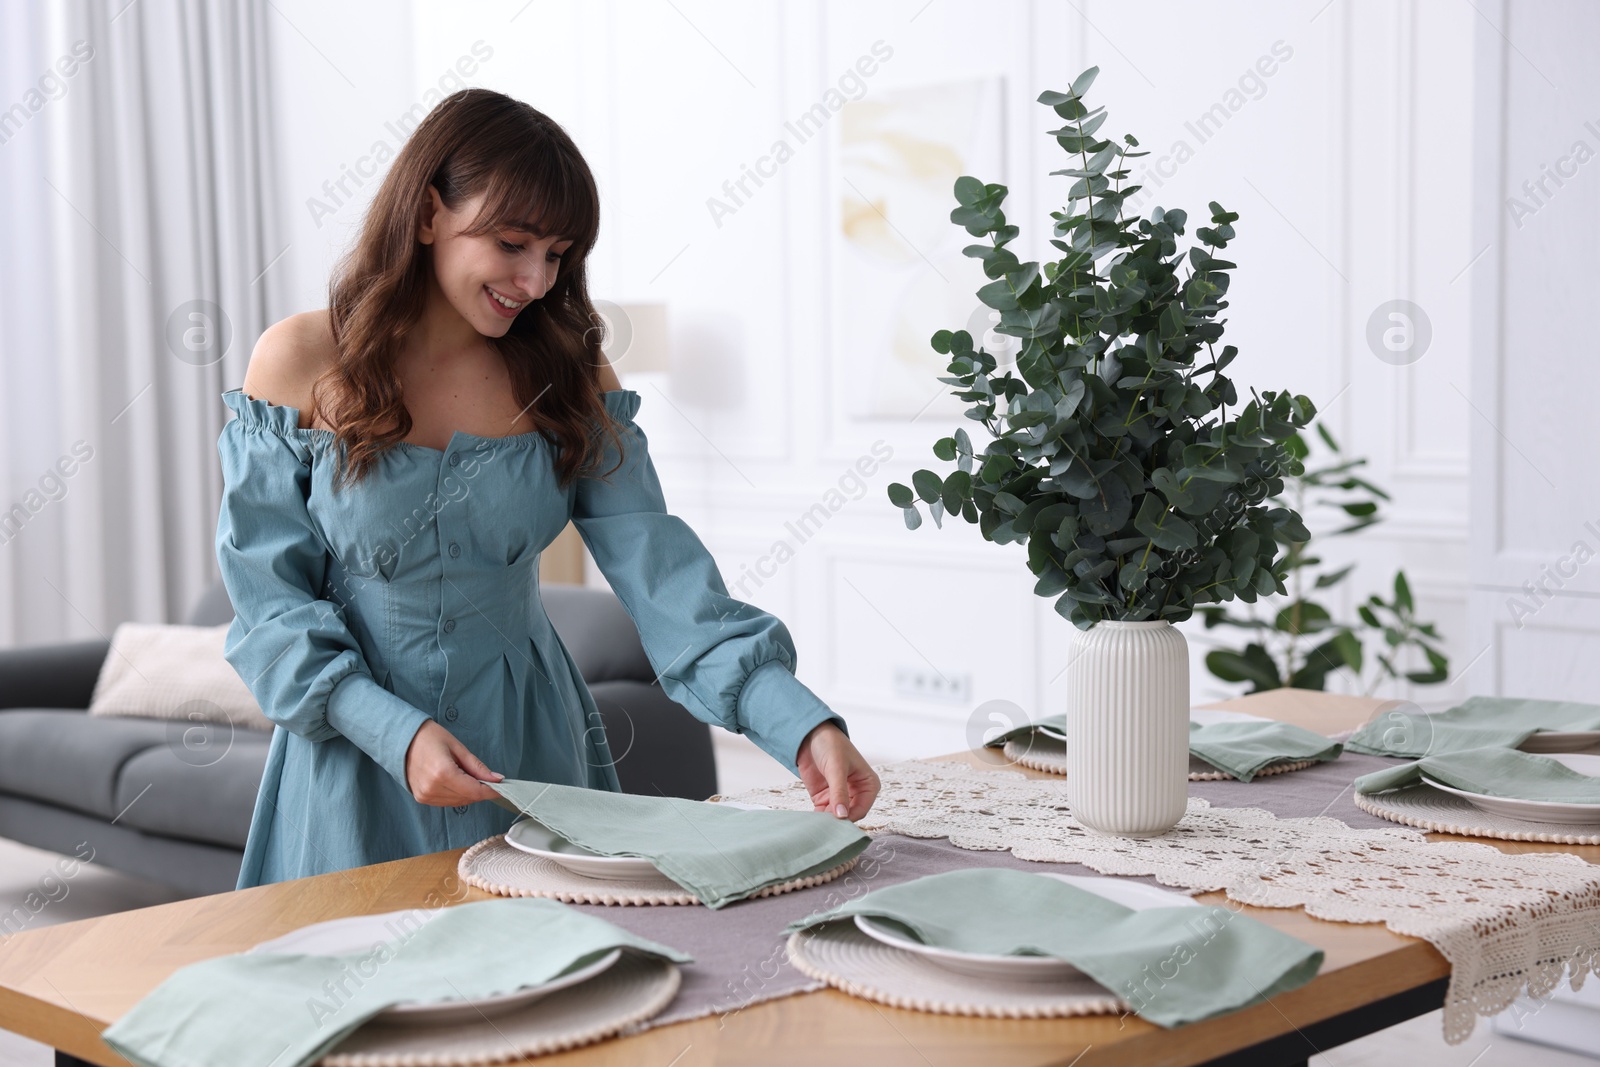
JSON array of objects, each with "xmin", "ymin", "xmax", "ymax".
[{"xmin": 87, "ymin": 622, "xmax": 275, "ymax": 732}]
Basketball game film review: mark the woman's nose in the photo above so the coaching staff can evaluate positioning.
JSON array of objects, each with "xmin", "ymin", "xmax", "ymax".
[{"xmin": 512, "ymin": 264, "xmax": 551, "ymax": 300}]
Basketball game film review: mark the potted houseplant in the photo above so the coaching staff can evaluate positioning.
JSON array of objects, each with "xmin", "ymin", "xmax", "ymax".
[
  {"xmin": 1200, "ymin": 421, "xmax": 1451, "ymax": 695},
  {"xmin": 887, "ymin": 66, "xmax": 1315, "ymax": 836}
]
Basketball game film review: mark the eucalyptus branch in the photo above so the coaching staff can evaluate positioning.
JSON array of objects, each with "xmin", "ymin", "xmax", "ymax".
[{"xmin": 888, "ymin": 66, "xmax": 1315, "ymax": 629}]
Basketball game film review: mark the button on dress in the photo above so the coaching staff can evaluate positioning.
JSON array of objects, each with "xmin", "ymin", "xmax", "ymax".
[{"xmin": 215, "ymin": 386, "xmax": 844, "ymax": 889}]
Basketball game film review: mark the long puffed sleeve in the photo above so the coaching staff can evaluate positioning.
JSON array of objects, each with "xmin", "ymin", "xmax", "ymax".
[
  {"xmin": 571, "ymin": 389, "xmax": 847, "ymax": 776},
  {"xmin": 214, "ymin": 390, "xmax": 432, "ymax": 793}
]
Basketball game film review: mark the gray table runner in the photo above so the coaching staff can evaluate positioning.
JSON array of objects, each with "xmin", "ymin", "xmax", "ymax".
[{"xmin": 553, "ymin": 750, "xmax": 1404, "ymax": 1030}]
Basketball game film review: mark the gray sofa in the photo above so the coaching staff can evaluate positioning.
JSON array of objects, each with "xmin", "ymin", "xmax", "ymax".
[{"xmin": 0, "ymin": 579, "xmax": 717, "ymax": 896}]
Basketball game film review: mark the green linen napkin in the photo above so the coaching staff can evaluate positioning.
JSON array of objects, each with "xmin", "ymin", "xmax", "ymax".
[
  {"xmin": 1344, "ymin": 695, "xmax": 1600, "ymax": 758},
  {"xmin": 986, "ymin": 714, "xmax": 1342, "ymax": 783},
  {"xmin": 99, "ymin": 897, "xmax": 692, "ymax": 1067},
  {"xmin": 487, "ymin": 778, "xmax": 870, "ymax": 909},
  {"xmin": 985, "ymin": 712, "xmax": 1070, "ymax": 747},
  {"xmin": 1186, "ymin": 720, "xmax": 1344, "ymax": 782},
  {"xmin": 785, "ymin": 869, "xmax": 1323, "ymax": 1028},
  {"xmin": 1354, "ymin": 746, "xmax": 1600, "ymax": 802}
]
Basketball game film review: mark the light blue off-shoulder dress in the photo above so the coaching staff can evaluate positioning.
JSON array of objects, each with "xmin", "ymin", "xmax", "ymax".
[{"xmin": 215, "ymin": 386, "xmax": 845, "ymax": 889}]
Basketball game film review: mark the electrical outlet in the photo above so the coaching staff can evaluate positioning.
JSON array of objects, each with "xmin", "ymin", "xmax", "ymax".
[{"xmin": 892, "ymin": 665, "xmax": 972, "ymax": 705}]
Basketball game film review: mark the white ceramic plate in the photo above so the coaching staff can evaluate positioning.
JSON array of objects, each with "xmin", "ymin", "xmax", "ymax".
[
  {"xmin": 503, "ymin": 818, "xmax": 663, "ymax": 881},
  {"xmin": 1035, "ymin": 707, "xmax": 1270, "ymax": 744},
  {"xmin": 1420, "ymin": 753, "xmax": 1600, "ymax": 826},
  {"xmin": 1518, "ymin": 731, "xmax": 1600, "ymax": 754},
  {"xmin": 850, "ymin": 873, "xmax": 1198, "ymax": 982},
  {"xmin": 246, "ymin": 908, "xmax": 622, "ymax": 1025}
]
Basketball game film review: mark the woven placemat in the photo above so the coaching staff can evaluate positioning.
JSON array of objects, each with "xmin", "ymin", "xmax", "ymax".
[
  {"xmin": 1000, "ymin": 735, "xmax": 1317, "ymax": 782},
  {"xmin": 1354, "ymin": 785, "xmax": 1600, "ymax": 845},
  {"xmin": 320, "ymin": 952, "xmax": 680, "ymax": 1066},
  {"xmin": 785, "ymin": 923, "xmax": 1125, "ymax": 1018},
  {"xmin": 458, "ymin": 834, "xmax": 862, "ymax": 906}
]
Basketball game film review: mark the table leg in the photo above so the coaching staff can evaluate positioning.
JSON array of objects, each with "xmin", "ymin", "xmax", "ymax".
[{"xmin": 1197, "ymin": 976, "xmax": 1449, "ymax": 1067}]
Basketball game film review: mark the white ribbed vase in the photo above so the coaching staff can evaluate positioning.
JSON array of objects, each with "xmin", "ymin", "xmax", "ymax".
[{"xmin": 1065, "ymin": 620, "xmax": 1190, "ymax": 837}]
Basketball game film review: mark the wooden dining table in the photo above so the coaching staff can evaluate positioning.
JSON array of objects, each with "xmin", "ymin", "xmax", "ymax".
[{"xmin": 1, "ymin": 688, "xmax": 1595, "ymax": 1067}]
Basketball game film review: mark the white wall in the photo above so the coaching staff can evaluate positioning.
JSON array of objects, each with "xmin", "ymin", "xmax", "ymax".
[
  {"xmin": 271, "ymin": 0, "xmax": 1491, "ymax": 762},
  {"xmin": 265, "ymin": 0, "xmax": 419, "ymax": 316},
  {"xmin": 1468, "ymin": 0, "xmax": 1600, "ymax": 702}
]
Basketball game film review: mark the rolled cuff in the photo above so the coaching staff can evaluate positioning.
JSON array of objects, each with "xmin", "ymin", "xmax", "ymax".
[
  {"xmin": 325, "ymin": 672, "xmax": 434, "ymax": 794},
  {"xmin": 735, "ymin": 659, "xmax": 849, "ymax": 777}
]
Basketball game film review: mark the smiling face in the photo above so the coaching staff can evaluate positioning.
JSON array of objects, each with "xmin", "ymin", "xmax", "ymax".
[{"xmin": 416, "ymin": 185, "xmax": 575, "ymax": 339}]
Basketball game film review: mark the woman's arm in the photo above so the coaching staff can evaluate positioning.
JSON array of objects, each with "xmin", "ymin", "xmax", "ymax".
[{"xmin": 576, "ymin": 358, "xmax": 879, "ymax": 819}]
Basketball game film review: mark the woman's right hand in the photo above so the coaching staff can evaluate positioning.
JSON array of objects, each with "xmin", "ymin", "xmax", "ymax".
[{"xmin": 403, "ymin": 719, "xmax": 505, "ymax": 806}]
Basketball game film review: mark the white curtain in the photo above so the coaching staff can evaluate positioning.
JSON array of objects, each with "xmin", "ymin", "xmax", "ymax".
[{"xmin": 0, "ymin": 0, "xmax": 286, "ymax": 646}]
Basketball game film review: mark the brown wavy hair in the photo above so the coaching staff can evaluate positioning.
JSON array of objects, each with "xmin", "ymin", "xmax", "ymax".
[{"xmin": 311, "ymin": 88, "xmax": 626, "ymax": 491}]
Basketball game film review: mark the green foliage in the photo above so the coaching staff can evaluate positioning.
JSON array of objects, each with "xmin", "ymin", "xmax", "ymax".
[
  {"xmin": 885, "ymin": 67, "xmax": 1316, "ymax": 629},
  {"xmin": 1199, "ymin": 423, "xmax": 1451, "ymax": 693}
]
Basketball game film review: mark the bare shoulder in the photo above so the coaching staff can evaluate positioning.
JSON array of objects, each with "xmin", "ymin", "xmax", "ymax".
[
  {"xmin": 595, "ymin": 353, "xmax": 622, "ymax": 393},
  {"xmin": 241, "ymin": 310, "xmax": 338, "ymax": 428}
]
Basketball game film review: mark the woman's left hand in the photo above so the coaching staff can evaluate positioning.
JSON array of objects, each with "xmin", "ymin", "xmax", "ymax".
[{"xmin": 796, "ymin": 721, "xmax": 880, "ymax": 821}]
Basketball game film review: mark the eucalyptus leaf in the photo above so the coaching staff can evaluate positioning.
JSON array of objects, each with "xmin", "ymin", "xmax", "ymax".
[{"xmin": 1079, "ymin": 476, "xmax": 1132, "ymax": 536}]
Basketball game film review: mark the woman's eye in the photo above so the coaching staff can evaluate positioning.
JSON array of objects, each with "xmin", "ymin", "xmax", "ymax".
[
  {"xmin": 499, "ymin": 240, "xmax": 523, "ymax": 253},
  {"xmin": 548, "ymin": 251, "xmax": 564, "ymax": 263}
]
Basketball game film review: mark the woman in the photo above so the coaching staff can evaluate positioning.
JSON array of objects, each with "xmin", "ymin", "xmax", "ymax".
[{"xmin": 217, "ymin": 88, "xmax": 880, "ymax": 889}]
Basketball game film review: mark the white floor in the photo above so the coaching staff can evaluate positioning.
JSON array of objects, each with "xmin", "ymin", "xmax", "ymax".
[{"xmin": 0, "ymin": 735, "xmax": 1590, "ymax": 1066}]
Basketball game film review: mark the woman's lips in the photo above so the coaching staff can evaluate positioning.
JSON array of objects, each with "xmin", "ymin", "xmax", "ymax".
[{"xmin": 484, "ymin": 284, "xmax": 524, "ymax": 319}]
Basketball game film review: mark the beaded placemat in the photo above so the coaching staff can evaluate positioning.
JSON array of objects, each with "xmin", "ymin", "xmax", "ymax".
[
  {"xmin": 1354, "ymin": 785, "xmax": 1600, "ymax": 846},
  {"xmin": 458, "ymin": 834, "xmax": 862, "ymax": 906},
  {"xmin": 785, "ymin": 924, "xmax": 1125, "ymax": 1018},
  {"xmin": 321, "ymin": 952, "xmax": 680, "ymax": 1066}
]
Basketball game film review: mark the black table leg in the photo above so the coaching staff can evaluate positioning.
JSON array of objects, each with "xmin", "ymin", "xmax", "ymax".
[{"xmin": 1197, "ymin": 976, "xmax": 1450, "ymax": 1067}]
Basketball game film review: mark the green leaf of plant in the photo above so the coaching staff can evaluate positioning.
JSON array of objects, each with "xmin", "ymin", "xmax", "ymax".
[
  {"xmin": 1132, "ymin": 494, "xmax": 1198, "ymax": 551},
  {"xmin": 980, "ymin": 453, "xmax": 1018, "ymax": 484},
  {"xmin": 887, "ymin": 483, "xmax": 914, "ymax": 508},
  {"xmin": 1291, "ymin": 636, "xmax": 1346, "ymax": 691},
  {"xmin": 953, "ymin": 175, "xmax": 986, "ymax": 207},
  {"xmin": 1272, "ymin": 600, "xmax": 1332, "ymax": 636},
  {"xmin": 1332, "ymin": 629, "xmax": 1364, "ymax": 675},
  {"xmin": 977, "ymin": 277, "xmax": 1021, "ymax": 311},
  {"xmin": 941, "ymin": 470, "xmax": 972, "ymax": 513},
  {"xmin": 1057, "ymin": 457, "xmax": 1112, "ymax": 499},
  {"xmin": 1313, "ymin": 564, "xmax": 1354, "ymax": 589},
  {"xmin": 1151, "ymin": 467, "xmax": 1194, "ymax": 510},
  {"xmin": 1205, "ymin": 645, "xmax": 1281, "ymax": 692},
  {"xmin": 1078, "ymin": 476, "xmax": 1132, "ymax": 536},
  {"xmin": 1394, "ymin": 570, "xmax": 1414, "ymax": 613}
]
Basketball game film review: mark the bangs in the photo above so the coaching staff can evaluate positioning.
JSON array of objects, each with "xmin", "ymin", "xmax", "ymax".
[{"xmin": 460, "ymin": 143, "xmax": 598, "ymax": 252}]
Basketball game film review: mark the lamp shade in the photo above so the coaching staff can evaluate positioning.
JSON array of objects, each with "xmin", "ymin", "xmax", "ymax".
[{"xmin": 595, "ymin": 300, "xmax": 671, "ymax": 374}]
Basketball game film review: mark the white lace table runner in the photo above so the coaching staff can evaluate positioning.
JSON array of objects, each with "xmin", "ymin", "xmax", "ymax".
[{"xmin": 719, "ymin": 758, "xmax": 1600, "ymax": 1043}]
